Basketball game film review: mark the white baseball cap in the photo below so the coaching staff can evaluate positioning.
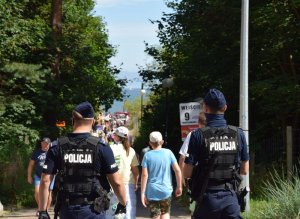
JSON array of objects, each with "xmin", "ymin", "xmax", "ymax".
[
  {"xmin": 114, "ymin": 126, "xmax": 129, "ymax": 138},
  {"xmin": 42, "ymin": 137, "xmax": 51, "ymax": 144},
  {"xmin": 149, "ymin": 131, "xmax": 163, "ymax": 143}
]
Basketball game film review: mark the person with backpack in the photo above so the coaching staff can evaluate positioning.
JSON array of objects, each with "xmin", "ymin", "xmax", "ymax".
[
  {"xmin": 183, "ymin": 89, "xmax": 250, "ymax": 219},
  {"xmin": 38, "ymin": 101, "xmax": 127, "ymax": 219}
]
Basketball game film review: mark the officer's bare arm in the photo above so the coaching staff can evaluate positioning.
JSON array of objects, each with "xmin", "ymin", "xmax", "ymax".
[
  {"xmin": 178, "ymin": 155, "xmax": 185, "ymax": 173},
  {"xmin": 178, "ymin": 155, "xmax": 187, "ymax": 186},
  {"xmin": 107, "ymin": 172, "xmax": 126, "ymax": 206},
  {"xmin": 240, "ymin": 160, "xmax": 249, "ymax": 175},
  {"xmin": 183, "ymin": 163, "xmax": 194, "ymax": 179},
  {"xmin": 38, "ymin": 173, "xmax": 53, "ymax": 211}
]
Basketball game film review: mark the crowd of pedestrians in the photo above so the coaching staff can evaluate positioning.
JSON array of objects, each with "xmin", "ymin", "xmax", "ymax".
[
  {"xmin": 92, "ymin": 112, "xmax": 131, "ymax": 145},
  {"xmin": 28, "ymin": 88, "xmax": 249, "ymax": 219}
]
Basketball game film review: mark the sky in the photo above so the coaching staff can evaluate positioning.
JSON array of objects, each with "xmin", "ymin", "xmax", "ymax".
[{"xmin": 93, "ymin": 0, "xmax": 171, "ymax": 89}]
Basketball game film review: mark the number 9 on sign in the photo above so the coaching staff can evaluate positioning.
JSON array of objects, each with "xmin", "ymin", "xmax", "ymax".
[{"xmin": 185, "ymin": 113, "xmax": 190, "ymax": 121}]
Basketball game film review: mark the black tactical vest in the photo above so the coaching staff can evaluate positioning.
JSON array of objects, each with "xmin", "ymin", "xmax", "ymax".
[
  {"xmin": 201, "ymin": 125, "xmax": 239, "ymax": 185},
  {"xmin": 188, "ymin": 126, "xmax": 241, "ymax": 201},
  {"xmin": 56, "ymin": 136, "xmax": 102, "ymax": 201}
]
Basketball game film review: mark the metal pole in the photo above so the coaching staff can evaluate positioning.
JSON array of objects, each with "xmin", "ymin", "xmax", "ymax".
[
  {"xmin": 141, "ymin": 83, "xmax": 144, "ymax": 121},
  {"xmin": 161, "ymin": 77, "xmax": 173, "ymax": 148},
  {"xmin": 286, "ymin": 126, "xmax": 293, "ymax": 180},
  {"xmin": 165, "ymin": 88, "xmax": 169, "ymax": 147},
  {"xmin": 239, "ymin": 0, "xmax": 250, "ymax": 212}
]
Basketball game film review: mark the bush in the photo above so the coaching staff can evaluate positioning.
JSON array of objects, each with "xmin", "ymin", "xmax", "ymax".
[
  {"xmin": 250, "ymin": 168, "xmax": 300, "ymax": 219},
  {"xmin": 241, "ymin": 199, "xmax": 270, "ymax": 219},
  {"xmin": 15, "ymin": 186, "xmax": 36, "ymax": 208},
  {"xmin": 0, "ymin": 178, "xmax": 36, "ymax": 208}
]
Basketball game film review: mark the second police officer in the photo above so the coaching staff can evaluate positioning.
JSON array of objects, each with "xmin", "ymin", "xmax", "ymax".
[
  {"xmin": 183, "ymin": 89, "xmax": 250, "ymax": 219},
  {"xmin": 38, "ymin": 101, "xmax": 127, "ymax": 219}
]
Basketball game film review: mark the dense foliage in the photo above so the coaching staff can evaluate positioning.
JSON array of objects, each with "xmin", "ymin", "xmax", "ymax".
[
  {"xmin": 0, "ymin": 0, "xmax": 125, "ymax": 205},
  {"xmin": 137, "ymin": 0, "xmax": 300, "ymax": 171},
  {"xmin": 248, "ymin": 168, "xmax": 300, "ymax": 219}
]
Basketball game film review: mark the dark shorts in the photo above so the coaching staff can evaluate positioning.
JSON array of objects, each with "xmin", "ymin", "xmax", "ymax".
[{"xmin": 148, "ymin": 197, "xmax": 171, "ymax": 218}]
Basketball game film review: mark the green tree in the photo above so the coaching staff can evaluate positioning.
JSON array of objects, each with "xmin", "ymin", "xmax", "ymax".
[
  {"xmin": 0, "ymin": 62, "xmax": 49, "ymax": 204},
  {"xmin": 249, "ymin": 0, "xmax": 300, "ymax": 138},
  {"xmin": 139, "ymin": 0, "xmax": 300, "ymax": 168},
  {"xmin": 25, "ymin": 0, "xmax": 126, "ymax": 130},
  {"xmin": 0, "ymin": 0, "xmax": 50, "ymax": 177},
  {"xmin": 139, "ymin": 0, "xmax": 243, "ymax": 153},
  {"xmin": 0, "ymin": 0, "xmax": 126, "ymax": 204}
]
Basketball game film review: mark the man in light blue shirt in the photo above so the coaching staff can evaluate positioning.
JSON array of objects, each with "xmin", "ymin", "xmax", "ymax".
[{"xmin": 141, "ymin": 131, "xmax": 182, "ymax": 219}]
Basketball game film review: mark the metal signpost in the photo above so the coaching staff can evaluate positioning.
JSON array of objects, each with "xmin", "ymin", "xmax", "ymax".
[{"xmin": 239, "ymin": 0, "xmax": 250, "ymax": 212}]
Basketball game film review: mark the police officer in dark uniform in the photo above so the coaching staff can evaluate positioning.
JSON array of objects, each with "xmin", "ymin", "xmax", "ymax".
[
  {"xmin": 183, "ymin": 89, "xmax": 249, "ymax": 219},
  {"xmin": 38, "ymin": 101, "xmax": 127, "ymax": 219}
]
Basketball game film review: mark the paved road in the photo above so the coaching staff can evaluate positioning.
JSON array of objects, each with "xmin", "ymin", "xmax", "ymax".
[
  {"xmin": 0, "ymin": 208, "xmax": 54, "ymax": 219},
  {"xmin": 0, "ymin": 190, "xmax": 191, "ymax": 219}
]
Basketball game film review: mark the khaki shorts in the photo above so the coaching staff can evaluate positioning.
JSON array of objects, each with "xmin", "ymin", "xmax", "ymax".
[{"xmin": 148, "ymin": 197, "xmax": 172, "ymax": 218}]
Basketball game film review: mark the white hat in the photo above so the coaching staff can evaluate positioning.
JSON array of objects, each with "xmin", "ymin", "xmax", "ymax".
[
  {"xmin": 149, "ymin": 131, "xmax": 163, "ymax": 143},
  {"xmin": 104, "ymin": 115, "xmax": 111, "ymax": 121},
  {"xmin": 114, "ymin": 126, "xmax": 129, "ymax": 138}
]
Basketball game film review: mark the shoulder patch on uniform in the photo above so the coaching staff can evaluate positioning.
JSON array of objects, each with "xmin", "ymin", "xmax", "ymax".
[{"xmin": 110, "ymin": 163, "xmax": 117, "ymax": 169}]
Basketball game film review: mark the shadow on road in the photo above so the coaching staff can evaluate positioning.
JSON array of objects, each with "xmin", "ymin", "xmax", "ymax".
[
  {"xmin": 0, "ymin": 208, "xmax": 54, "ymax": 219},
  {"xmin": 0, "ymin": 190, "xmax": 190, "ymax": 219}
]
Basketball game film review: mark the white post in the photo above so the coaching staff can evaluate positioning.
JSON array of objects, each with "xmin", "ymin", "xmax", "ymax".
[
  {"xmin": 239, "ymin": 0, "xmax": 250, "ymax": 212},
  {"xmin": 0, "ymin": 201, "xmax": 3, "ymax": 212},
  {"xmin": 286, "ymin": 126, "xmax": 293, "ymax": 180}
]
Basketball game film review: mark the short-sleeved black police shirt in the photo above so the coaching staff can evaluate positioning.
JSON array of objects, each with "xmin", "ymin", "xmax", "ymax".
[
  {"xmin": 185, "ymin": 114, "xmax": 250, "ymax": 166},
  {"xmin": 42, "ymin": 133, "xmax": 118, "ymax": 175}
]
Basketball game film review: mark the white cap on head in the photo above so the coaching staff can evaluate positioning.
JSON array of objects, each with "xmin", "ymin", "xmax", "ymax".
[
  {"xmin": 114, "ymin": 126, "xmax": 129, "ymax": 138},
  {"xmin": 149, "ymin": 131, "xmax": 163, "ymax": 143},
  {"xmin": 42, "ymin": 137, "xmax": 51, "ymax": 144}
]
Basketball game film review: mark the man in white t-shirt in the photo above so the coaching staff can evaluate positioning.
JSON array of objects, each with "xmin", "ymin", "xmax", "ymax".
[
  {"xmin": 178, "ymin": 112, "xmax": 206, "ymax": 214},
  {"xmin": 178, "ymin": 112, "xmax": 206, "ymax": 186}
]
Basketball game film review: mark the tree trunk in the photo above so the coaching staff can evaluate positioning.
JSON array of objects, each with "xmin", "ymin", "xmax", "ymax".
[{"xmin": 51, "ymin": 0, "xmax": 62, "ymax": 79}]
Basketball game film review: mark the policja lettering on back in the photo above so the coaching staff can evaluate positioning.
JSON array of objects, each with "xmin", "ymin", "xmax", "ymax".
[
  {"xmin": 64, "ymin": 153, "xmax": 92, "ymax": 163},
  {"xmin": 209, "ymin": 139, "xmax": 237, "ymax": 151},
  {"xmin": 183, "ymin": 88, "xmax": 250, "ymax": 219},
  {"xmin": 37, "ymin": 101, "xmax": 127, "ymax": 219},
  {"xmin": 55, "ymin": 136, "xmax": 109, "ymax": 209},
  {"xmin": 188, "ymin": 125, "xmax": 240, "ymax": 204}
]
